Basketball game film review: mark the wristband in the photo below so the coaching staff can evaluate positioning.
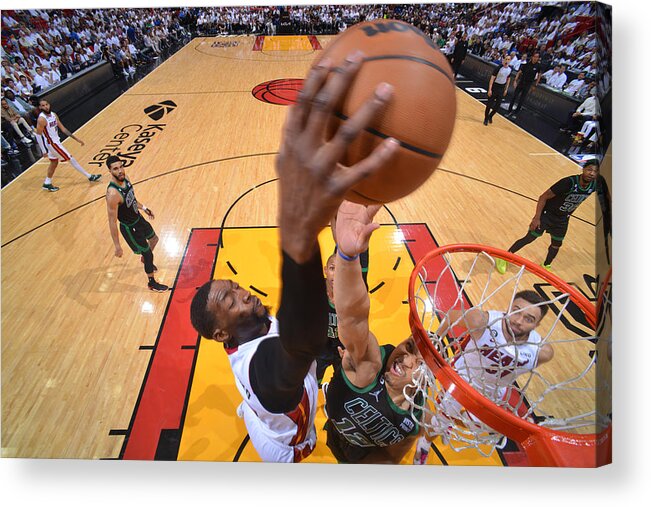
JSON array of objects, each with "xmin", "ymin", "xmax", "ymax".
[
  {"xmin": 337, "ymin": 247, "xmax": 359, "ymax": 262},
  {"xmin": 143, "ymin": 206, "xmax": 148, "ymax": 212}
]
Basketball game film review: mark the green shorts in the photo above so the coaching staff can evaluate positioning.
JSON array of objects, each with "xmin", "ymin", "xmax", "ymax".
[
  {"xmin": 531, "ymin": 211, "xmax": 569, "ymax": 241},
  {"xmin": 119, "ymin": 216, "xmax": 155, "ymax": 254}
]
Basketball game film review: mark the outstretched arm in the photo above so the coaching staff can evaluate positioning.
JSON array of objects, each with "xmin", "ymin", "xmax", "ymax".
[
  {"xmin": 333, "ymin": 201, "xmax": 383, "ymax": 387},
  {"xmin": 250, "ymin": 53, "xmax": 398, "ymax": 413},
  {"xmin": 537, "ymin": 343, "xmax": 554, "ymax": 366},
  {"xmin": 437, "ymin": 307, "xmax": 489, "ymax": 341},
  {"xmin": 56, "ymin": 114, "xmax": 84, "ymax": 145}
]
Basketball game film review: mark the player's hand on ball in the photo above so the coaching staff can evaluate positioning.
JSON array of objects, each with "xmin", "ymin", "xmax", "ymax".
[
  {"xmin": 276, "ymin": 51, "xmax": 398, "ymax": 262},
  {"xmin": 335, "ymin": 201, "xmax": 381, "ymax": 257},
  {"xmin": 114, "ymin": 245, "xmax": 123, "ymax": 258}
]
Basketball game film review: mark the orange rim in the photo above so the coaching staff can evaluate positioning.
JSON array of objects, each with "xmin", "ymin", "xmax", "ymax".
[{"xmin": 408, "ymin": 243, "xmax": 611, "ymax": 467}]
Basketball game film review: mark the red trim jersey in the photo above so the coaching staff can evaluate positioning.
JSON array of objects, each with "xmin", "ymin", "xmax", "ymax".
[
  {"xmin": 37, "ymin": 111, "xmax": 71, "ymax": 161},
  {"xmin": 226, "ymin": 317, "xmax": 318, "ymax": 462},
  {"xmin": 455, "ymin": 310, "xmax": 542, "ymax": 401}
]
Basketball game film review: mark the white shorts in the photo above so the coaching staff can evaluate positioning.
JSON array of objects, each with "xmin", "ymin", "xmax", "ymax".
[
  {"xmin": 37, "ymin": 134, "xmax": 71, "ymax": 161},
  {"xmin": 237, "ymin": 363, "xmax": 319, "ymax": 463},
  {"xmin": 239, "ymin": 402, "xmax": 317, "ymax": 463}
]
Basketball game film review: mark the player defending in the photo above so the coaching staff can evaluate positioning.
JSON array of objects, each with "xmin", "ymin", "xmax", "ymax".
[
  {"xmin": 35, "ymin": 99, "xmax": 101, "ymax": 192},
  {"xmin": 495, "ymin": 159, "xmax": 599, "ymax": 272},
  {"xmin": 105, "ymin": 155, "xmax": 168, "ymax": 292},
  {"xmin": 324, "ymin": 201, "xmax": 424, "ymax": 464},
  {"xmin": 189, "ymin": 52, "xmax": 398, "ymax": 462}
]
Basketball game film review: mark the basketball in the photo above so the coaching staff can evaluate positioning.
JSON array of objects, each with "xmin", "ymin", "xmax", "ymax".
[{"xmin": 313, "ymin": 19, "xmax": 457, "ymax": 204}]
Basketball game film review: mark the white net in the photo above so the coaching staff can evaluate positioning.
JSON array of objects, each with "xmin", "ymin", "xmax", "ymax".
[{"xmin": 406, "ymin": 248, "xmax": 610, "ymax": 458}]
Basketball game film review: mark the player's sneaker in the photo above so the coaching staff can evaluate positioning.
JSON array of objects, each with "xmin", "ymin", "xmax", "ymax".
[
  {"xmin": 148, "ymin": 279, "xmax": 169, "ymax": 292},
  {"xmin": 42, "ymin": 183, "xmax": 60, "ymax": 192},
  {"xmin": 88, "ymin": 174, "xmax": 102, "ymax": 182},
  {"xmin": 541, "ymin": 263, "xmax": 553, "ymax": 271},
  {"xmin": 495, "ymin": 258, "xmax": 508, "ymax": 274}
]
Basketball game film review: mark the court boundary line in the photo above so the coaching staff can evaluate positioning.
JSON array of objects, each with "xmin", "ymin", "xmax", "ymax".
[
  {"xmin": 456, "ymin": 83, "xmax": 583, "ymax": 168},
  {"xmin": 193, "ymin": 35, "xmax": 318, "ymax": 62},
  {"xmin": 0, "ymin": 152, "xmax": 278, "ymax": 249},
  {"xmin": 2, "ymin": 154, "xmax": 597, "ymax": 249},
  {"xmin": 1, "ymin": 38, "xmax": 196, "ymax": 189}
]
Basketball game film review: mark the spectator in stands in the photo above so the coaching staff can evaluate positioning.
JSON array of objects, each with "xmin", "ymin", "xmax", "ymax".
[
  {"xmin": 556, "ymin": 64, "xmax": 569, "ymax": 88},
  {"xmin": 509, "ymin": 51, "xmax": 522, "ymax": 72},
  {"xmin": 45, "ymin": 64, "xmax": 61, "ymax": 85},
  {"xmin": 564, "ymin": 71, "xmax": 586, "ymax": 96},
  {"xmin": 3, "ymin": 89, "xmax": 35, "ymax": 122},
  {"xmin": 2, "ymin": 132, "xmax": 20, "ymax": 159},
  {"xmin": 143, "ymin": 30, "xmax": 161, "ymax": 57},
  {"xmin": 58, "ymin": 55, "xmax": 75, "ymax": 80},
  {"xmin": 31, "ymin": 66, "xmax": 52, "ymax": 92},
  {"xmin": 2, "ymin": 77, "xmax": 20, "ymax": 96},
  {"xmin": 1, "ymin": 97, "xmax": 34, "ymax": 146},
  {"xmin": 561, "ymin": 88, "xmax": 600, "ymax": 133},
  {"xmin": 542, "ymin": 64, "xmax": 564, "ymax": 90},
  {"xmin": 17, "ymin": 75, "xmax": 34, "ymax": 100}
]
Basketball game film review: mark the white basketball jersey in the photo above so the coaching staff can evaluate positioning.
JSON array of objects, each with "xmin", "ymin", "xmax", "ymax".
[
  {"xmin": 39, "ymin": 111, "xmax": 61, "ymax": 143},
  {"xmin": 455, "ymin": 310, "xmax": 542, "ymax": 401},
  {"xmin": 226, "ymin": 316, "xmax": 318, "ymax": 463}
]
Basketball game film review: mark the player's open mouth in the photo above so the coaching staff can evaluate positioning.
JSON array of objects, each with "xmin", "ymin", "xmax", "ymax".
[{"xmin": 391, "ymin": 359, "xmax": 405, "ymax": 377}]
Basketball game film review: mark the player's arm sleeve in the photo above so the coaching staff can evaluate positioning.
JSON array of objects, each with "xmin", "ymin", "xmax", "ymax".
[{"xmin": 249, "ymin": 249, "xmax": 329, "ymax": 414}]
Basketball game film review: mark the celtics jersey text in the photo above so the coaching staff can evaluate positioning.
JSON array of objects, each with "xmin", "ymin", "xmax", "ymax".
[
  {"xmin": 545, "ymin": 175, "xmax": 596, "ymax": 217},
  {"xmin": 325, "ymin": 345, "xmax": 421, "ymax": 449}
]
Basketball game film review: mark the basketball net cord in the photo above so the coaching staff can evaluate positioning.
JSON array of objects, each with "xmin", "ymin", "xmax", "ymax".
[{"xmin": 404, "ymin": 250, "xmax": 610, "ymax": 458}]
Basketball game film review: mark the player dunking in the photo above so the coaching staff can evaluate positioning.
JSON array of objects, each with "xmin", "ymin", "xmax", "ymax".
[
  {"xmin": 105, "ymin": 155, "xmax": 169, "ymax": 292},
  {"xmin": 35, "ymin": 99, "xmax": 101, "ymax": 192},
  {"xmin": 495, "ymin": 160, "xmax": 599, "ymax": 272},
  {"xmin": 189, "ymin": 52, "xmax": 398, "ymax": 462}
]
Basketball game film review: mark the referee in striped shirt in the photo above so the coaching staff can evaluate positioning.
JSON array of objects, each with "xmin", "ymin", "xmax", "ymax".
[{"xmin": 484, "ymin": 55, "xmax": 512, "ymax": 126}]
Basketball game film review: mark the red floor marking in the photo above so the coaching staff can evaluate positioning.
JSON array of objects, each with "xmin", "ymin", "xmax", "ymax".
[
  {"xmin": 120, "ymin": 224, "xmax": 520, "ymax": 464},
  {"xmin": 253, "ymin": 35, "xmax": 264, "ymax": 51},
  {"xmin": 121, "ymin": 229, "xmax": 220, "ymax": 460},
  {"xmin": 307, "ymin": 35, "xmax": 322, "ymax": 50},
  {"xmin": 401, "ymin": 224, "xmax": 471, "ymax": 332}
]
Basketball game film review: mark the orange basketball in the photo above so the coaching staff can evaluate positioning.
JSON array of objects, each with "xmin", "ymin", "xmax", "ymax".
[{"xmin": 313, "ymin": 19, "xmax": 457, "ymax": 204}]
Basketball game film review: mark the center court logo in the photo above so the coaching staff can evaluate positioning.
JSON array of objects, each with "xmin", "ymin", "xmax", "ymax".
[
  {"xmin": 144, "ymin": 100, "xmax": 177, "ymax": 121},
  {"xmin": 88, "ymin": 100, "xmax": 177, "ymax": 168}
]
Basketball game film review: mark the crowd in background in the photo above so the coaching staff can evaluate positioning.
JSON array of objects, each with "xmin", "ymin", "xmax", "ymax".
[
  {"xmin": 2, "ymin": 3, "xmax": 610, "ymax": 175},
  {"xmin": 188, "ymin": 2, "xmax": 609, "ymax": 101}
]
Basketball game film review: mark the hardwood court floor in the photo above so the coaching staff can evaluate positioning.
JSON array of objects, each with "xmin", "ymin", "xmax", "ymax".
[{"xmin": 1, "ymin": 36, "xmax": 601, "ymax": 463}]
